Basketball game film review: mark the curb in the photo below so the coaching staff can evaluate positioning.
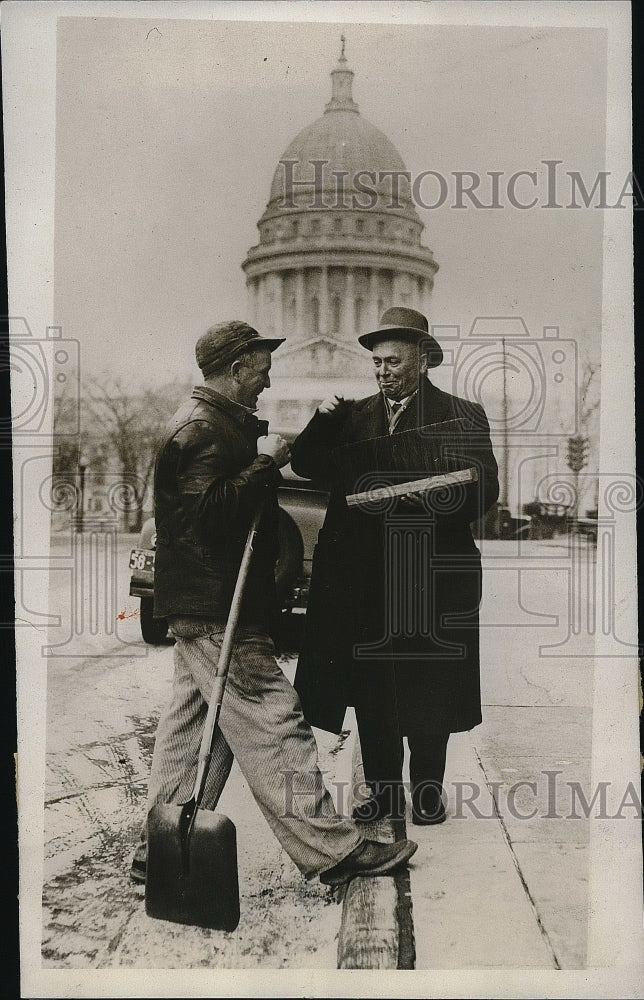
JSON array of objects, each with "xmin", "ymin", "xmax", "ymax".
[
  {"xmin": 336, "ymin": 738, "xmax": 416, "ymax": 969},
  {"xmin": 336, "ymin": 819, "xmax": 415, "ymax": 970}
]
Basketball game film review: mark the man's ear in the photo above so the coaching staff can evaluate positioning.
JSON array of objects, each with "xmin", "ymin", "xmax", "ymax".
[
  {"xmin": 419, "ymin": 353, "xmax": 429, "ymax": 376},
  {"xmin": 230, "ymin": 358, "xmax": 244, "ymax": 382}
]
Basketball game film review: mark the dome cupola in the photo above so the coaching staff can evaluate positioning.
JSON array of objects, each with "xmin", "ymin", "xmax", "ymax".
[{"xmin": 325, "ymin": 35, "xmax": 359, "ymax": 113}]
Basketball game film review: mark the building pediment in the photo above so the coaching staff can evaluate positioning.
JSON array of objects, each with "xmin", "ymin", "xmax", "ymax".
[{"xmin": 272, "ymin": 336, "xmax": 371, "ymax": 378}]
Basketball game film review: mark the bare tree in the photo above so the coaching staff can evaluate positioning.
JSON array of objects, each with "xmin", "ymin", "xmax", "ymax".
[
  {"xmin": 82, "ymin": 376, "xmax": 192, "ymax": 532},
  {"xmin": 578, "ymin": 360, "xmax": 600, "ymax": 436},
  {"xmin": 577, "ymin": 360, "xmax": 600, "ymax": 513}
]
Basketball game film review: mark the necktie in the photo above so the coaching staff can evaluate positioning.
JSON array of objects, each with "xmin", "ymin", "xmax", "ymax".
[{"xmin": 388, "ymin": 400, "xmax": 403, "ymax": 434}]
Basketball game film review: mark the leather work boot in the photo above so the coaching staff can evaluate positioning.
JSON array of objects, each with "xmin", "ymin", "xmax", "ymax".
[{"xmin": 319, "ymin": 838, "xmax": 418, "ymax": 886}]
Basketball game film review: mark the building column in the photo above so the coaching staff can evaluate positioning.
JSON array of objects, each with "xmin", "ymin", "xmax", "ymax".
[
  {"xmin": 263, "ymin": 276, "xmax": 273, "ymax": 332},
  {"xmin": 274, "ymin": 271, "xmax": 283, "ymax": 336},
  {"xmin": 255, "ymin": 276, "xmax": 265, "ymax": 327},
  {"xmin": 423, "ymin": 277, "xmax": 433, "ymax": 317},
  {"xmin": 254, "ymin": 278, "xmax": 262, "ymax": 326},
  {"xmin": 345, "ymin": 269, "xmax": 354, "ymax": 337},
  {"xmin": 391, "ymin": 271, "xmax": 401, "ymax": 305},
  {"xmin": 247, "ymin": 278, "xmax": 257, "ymax": 326},
  {"xmin": 369, "ymin": 269, "xmax": 379, "ymax": 328},
  {"xmin": 392, "ymin": 271, "xmax": 408, "ymax": 305},
  {"xmin": 318, "ymin": 265, "xmax": 328, "ymax": 336},
  {"xmin": 295, "ymin": 270, "xmax": 305, "ymax": 339},
  {"xmin": 417, "ymin": 276, "xmax": 425, "ymax": 315},
  {"xmin": 409, "ymin": 274, "xmax": 418, "ymax": 312}
]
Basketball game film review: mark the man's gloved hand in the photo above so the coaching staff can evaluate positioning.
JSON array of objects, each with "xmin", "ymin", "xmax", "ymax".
[
  {"xmin": 398, "ymin": 492, "xmax": 426, "ymax": 511},
  {"xmin": 257, "ymin": 434, "xmax": 291, "ymax": 469},
  {"xmin": 318, "ymin": 394, "xmax": 348, "ymax": 415}
]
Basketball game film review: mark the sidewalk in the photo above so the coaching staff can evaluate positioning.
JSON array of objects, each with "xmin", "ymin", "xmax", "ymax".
[
  {"xmin": 41, "ymin": 652, "xmax": 591, "ymax": 971},
  {"xmin": 410, "ymin": 711, "xmax": 590, "ymax": 969},
  {"xmin": 40, "ymin": 537, "xmax": 597, "ymax": 972}
]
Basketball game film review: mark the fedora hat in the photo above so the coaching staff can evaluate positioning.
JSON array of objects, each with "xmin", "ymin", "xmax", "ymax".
[
  {"xmin": 357, "ymin": 307, "xmax": 443, "ymax": 368},
  {"xmin": 196, "ymin": 320, "xmax": 285, "ymax": 378}
]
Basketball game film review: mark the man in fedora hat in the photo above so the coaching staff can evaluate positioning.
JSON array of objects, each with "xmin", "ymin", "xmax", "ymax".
[
  {"xmin": 291, "ymin": 307, "xmax": 499, "ymax": 825},
  {"xmin": 130, "ymin": 319, "xmax": 417, "ymax": 888}
]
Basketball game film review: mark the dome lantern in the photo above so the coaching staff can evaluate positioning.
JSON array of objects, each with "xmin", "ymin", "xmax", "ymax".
[{"xmin": 325, "ymin": 36, "xmax": 359, "ymax": 114}]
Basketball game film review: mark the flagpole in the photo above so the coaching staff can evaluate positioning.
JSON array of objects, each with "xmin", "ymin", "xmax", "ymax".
[{"xmin": 501, "ymin": 336, "xmax": 509, "ymax": 510}]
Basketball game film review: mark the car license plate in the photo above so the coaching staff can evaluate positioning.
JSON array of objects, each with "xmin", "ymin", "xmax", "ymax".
[{"xmin": 129, "ymin": 549, "xmax": 155, "ymax": 572}]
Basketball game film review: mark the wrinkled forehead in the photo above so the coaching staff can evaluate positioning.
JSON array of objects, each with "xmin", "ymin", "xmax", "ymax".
[{"xmin": 370, "ymin": 338, "xmax": 423, "ymax": 360}]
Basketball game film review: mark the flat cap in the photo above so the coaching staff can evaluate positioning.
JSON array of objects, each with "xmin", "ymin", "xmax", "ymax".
[{"xmin": 196, "ymin": 321, "xmax": 285, "ymax": 378}]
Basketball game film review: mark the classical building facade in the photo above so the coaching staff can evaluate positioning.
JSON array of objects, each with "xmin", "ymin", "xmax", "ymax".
[{"xmin": 242, "ymin": 45, "xmax": 439, "ymax": 431}]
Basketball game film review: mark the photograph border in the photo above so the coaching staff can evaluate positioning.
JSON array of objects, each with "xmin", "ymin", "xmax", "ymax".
[{"xmin": 4, "ymin": 2, "xmax": 641, "ymax": 996}]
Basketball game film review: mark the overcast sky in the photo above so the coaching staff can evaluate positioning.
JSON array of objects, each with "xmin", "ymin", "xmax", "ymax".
[{"xmin": 54, "ymin": 16, "xmax": 606, "ymax": 398}]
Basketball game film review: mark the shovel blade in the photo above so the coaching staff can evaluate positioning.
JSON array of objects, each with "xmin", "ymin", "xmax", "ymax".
[{"xmin": 145, "ymin": 804, "xmax": 240, "ymax": 931}]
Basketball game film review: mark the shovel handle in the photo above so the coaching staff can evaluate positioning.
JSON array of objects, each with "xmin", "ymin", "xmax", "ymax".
[{"xmin": 191, "ymin": 502, "xmax": 264, "ymax": 807}]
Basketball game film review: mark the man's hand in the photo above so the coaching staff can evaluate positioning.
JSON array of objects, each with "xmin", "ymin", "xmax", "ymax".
[
  {"xmin": 257, "ymin": 434, "xmax": 291, "ymax": 469},
  {"xmin": 399, "ymin": 492, "xmax": 426, "ymax": 510},
  {"xmin": 318, "ymin": 394, "xmax": 346, "ymax": 415}
]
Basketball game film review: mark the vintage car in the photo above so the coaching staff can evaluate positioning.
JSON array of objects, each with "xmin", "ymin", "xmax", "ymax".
[{"xmin": 129, "ymin": 465, "xmax": 329, "ymax": 645}]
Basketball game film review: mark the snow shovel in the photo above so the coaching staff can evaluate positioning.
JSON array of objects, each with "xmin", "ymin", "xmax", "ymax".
[{"xmin": 145, "ymin": 504, "xmax": 264, "ymax": 931}]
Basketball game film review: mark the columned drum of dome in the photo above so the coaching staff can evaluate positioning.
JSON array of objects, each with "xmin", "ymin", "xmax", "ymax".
[{"xmin": 241, "ymin": 44, "xmax": 439, "ymax": 431}]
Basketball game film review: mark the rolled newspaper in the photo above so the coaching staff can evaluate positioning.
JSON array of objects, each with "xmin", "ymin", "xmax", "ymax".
[{"xmin": 346, "ymin": 466, "xmax": 478, "ymax": 508}]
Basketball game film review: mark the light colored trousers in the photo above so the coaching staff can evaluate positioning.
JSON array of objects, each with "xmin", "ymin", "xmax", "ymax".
[{"xmin": 145, "ymin": 618, "xmax": 362, "ymax": 878}]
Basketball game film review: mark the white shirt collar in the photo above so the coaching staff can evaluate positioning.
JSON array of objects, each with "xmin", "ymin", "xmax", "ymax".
[{"xmin": 384, "ymin": 388, "xmax": 418, "ymax": 411}]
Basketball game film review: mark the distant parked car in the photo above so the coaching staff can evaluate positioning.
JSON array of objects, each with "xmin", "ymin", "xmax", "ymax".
[
  {"xmin": 129, "ymin": 466, "xmax": 329, "ymax": 645},
  {"xmin": 570, "ymin": 508, "xmax": 598, "ymax": 544},
  {"xmin": 498, "ymin": 506, "xmax": 531, "ymax": 540},
  {"xmin": 129, "ymin": 517, "xmax": 165, "ymax": 643},
  {"xmin": 521, "ymin": 500, "xmax": 571, "ymax": 540}
]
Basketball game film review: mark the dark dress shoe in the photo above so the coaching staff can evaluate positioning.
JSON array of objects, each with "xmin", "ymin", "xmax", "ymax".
[
  {"xmin": 352, "ymin": 797, "xmax": 405, "ymax": 823},
  {"xmin": 411, "ymin": 789, "xmax": 447, "ymax": 825},
  {"xmin": 320, "ymin": 838, "xmax": 418, "ymax": 886},
  {"xmin": 352, "ymin": 784, "xmax": 405, "ymax": 823}
]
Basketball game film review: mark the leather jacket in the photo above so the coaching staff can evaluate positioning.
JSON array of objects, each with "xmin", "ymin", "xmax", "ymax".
[{"xmin": 153, "ymin": 385, "xmax": 282, "ymax": 629}]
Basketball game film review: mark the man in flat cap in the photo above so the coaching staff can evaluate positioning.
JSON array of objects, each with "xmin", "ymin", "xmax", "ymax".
[
  {"xmin": 291, "ymin": 308, "xmax": 499, "ymax": 825},
  {"xmin": 131, "ymin": 320, "xmax": 417, "ymax": 889}
]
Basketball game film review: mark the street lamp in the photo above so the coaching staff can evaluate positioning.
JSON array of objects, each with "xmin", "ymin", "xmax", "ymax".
[{"xmin": 76, "ymin": 454, "xmax": 89, "ymax": 533}]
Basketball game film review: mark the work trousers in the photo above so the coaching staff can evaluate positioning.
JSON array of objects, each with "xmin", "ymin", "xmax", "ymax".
[
  {"xmin": 353, "ymin": 662, "xmax": 450, "ymax": 810},
  {"xmin": 145, "ymin": 618, "xmax": 362, "ymax": 878}
]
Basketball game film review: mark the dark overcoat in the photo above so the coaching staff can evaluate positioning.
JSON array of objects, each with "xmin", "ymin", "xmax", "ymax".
[{"xmin": 291, "ymin": 378, "xmax": 499, "ymax": 736}]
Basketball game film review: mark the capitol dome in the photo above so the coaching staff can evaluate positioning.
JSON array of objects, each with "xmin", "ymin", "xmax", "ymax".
[
  {"xmin": 262, "ymin": 46, "xmax": 419, "ymax": 223},
  {"xmin": 266, "ymin": 109, "xmax": 416, "ymax": 218},
  {"xmin": 241, "ymin": 42, "xmax": 439, "ymax": 429}
]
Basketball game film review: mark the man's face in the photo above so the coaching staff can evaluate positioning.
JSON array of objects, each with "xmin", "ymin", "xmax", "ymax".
[
  {"xmin": 371, "ymin": 339, "xmax": 427, "ymax": 401},
  {"xmin": 233, "ymin": 348, "xmax": 272, "ymax": 410}
]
